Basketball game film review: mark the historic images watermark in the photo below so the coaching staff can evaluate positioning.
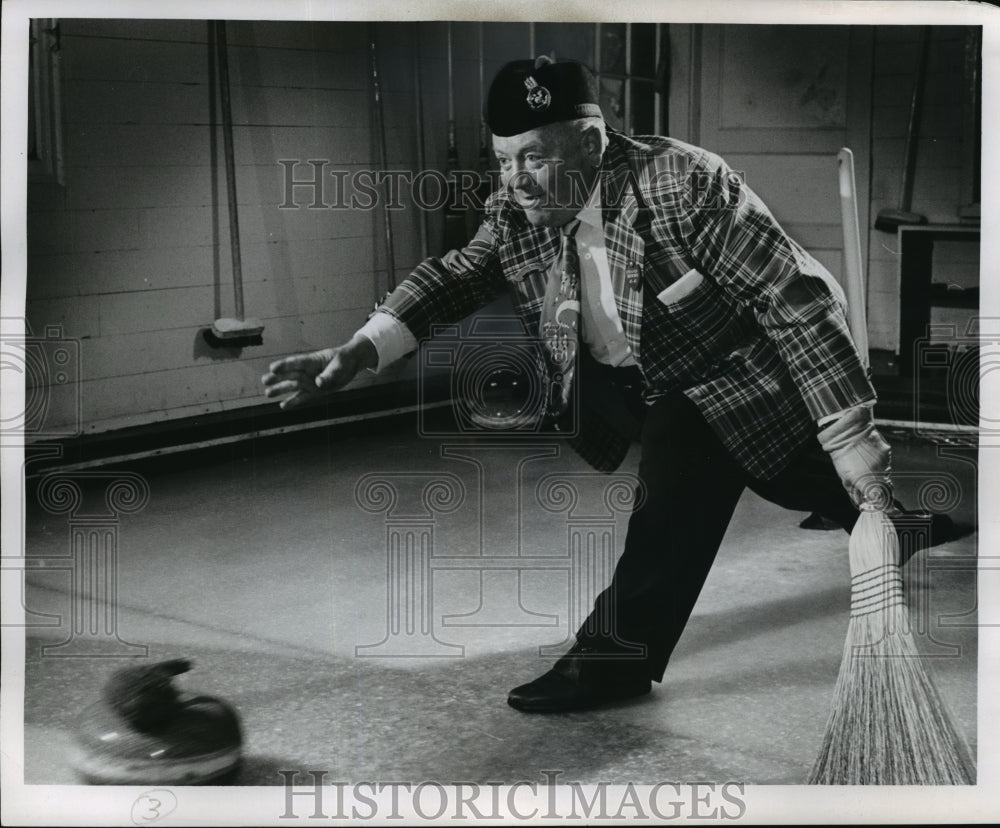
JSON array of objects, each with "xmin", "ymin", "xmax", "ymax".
[
  {"xmin": 22, "ymin": 471, "xmax": 151, "ymax": 658},
  {"xmin": 277, "ymin": 771, "xmax": 748, "ymax": 821},
  {"xmin": 352, "ymin": 311, "xmax": 648, "ymax": 658},
  {"xmin": 276, "ymin": 159, "xmax": 747, "ymax": 213},
  {"xmin": 895, "ymin": 318, "xmax": 990, "ymax": 657},
  {"xmin": 352, "ymin": 456, "xmax": 647, "ymax": 659},
  {"xmin": 912, "ymin": 319, "xmax": 986, "ymax": 440},
  {"xmin": 0, "ymin": 321, "xmax": 81, "ymax": 444},
  {"xmin": 416, "ymin": 315, "xmax": 582, "ymax": 438},
  {"xmin": 1, "ymin": 319, "xmax": 149, "ymax": 656},
  {"xmin": 350, "ymin": 308, "xmax": 984, "ymax": 664},
  {"xmin": 5, "ymin": 467, "xmax": 152, "ymax": 658}
]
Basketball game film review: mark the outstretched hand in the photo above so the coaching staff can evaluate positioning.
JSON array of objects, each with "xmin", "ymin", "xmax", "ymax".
[{"xmin": 261, "ymin": 336, "xmax": 376, "ymax": 410}]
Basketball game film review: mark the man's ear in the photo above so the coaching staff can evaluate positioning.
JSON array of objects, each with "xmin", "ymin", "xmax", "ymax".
[{"xmin": 581, "ymin": 126, "xmax": 604, "ymax": 168}]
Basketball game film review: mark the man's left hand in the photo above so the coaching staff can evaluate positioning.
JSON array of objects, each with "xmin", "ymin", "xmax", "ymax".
[{"xmin": 817, "ymin": 406, "xmax": 893, "ymax": 509}]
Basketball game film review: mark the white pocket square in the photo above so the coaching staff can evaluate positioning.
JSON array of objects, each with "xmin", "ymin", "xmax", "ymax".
[{"xmin": 657, "ymin": 268, "xmax": 705, "ymax": 305}]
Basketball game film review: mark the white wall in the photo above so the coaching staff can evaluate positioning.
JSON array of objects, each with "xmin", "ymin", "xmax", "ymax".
[{"xmin": 27, "ymin": 20, "xmax": 426, "ymax": 435}]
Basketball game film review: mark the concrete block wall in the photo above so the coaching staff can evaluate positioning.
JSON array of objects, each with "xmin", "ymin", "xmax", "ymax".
[
  {"xmin": 23, "ymin": 19, "xmax": 623, "ymax": 438},
  {"xmin": 26, "ymin": 19, "xmax": 430, "ymax": 435}
]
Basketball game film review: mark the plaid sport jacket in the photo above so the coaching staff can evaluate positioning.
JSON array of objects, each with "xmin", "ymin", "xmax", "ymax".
[{"xmin": 379, "ymin": 129, "xmax": 876, "ymax": 479}]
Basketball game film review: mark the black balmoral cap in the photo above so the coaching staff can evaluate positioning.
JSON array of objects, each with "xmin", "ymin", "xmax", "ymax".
[{"xmin": 485, "ymin": 55, "xmax": 602, "ymax": 137}]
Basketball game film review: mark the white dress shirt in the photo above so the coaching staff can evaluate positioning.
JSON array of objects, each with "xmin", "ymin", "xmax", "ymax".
[
  {"xmin": 358, "ymin": 184, "xmax": 634, "ymax": 371},
  {"xmin": 574, "ymin": 184, "xmax": 635, "ymax": 367}
]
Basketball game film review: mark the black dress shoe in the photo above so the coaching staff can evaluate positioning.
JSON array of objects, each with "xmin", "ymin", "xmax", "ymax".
[
  {"xmin": 889, "ymin": 509, "xmax": 975, "ymax": 564},
  {"xmin": 507, "ymin": 646, "xmax": 652, "ymax": 713},
  {"xmin": 799, "ymin": 511, "xmax": 841, "ymax": 531}
]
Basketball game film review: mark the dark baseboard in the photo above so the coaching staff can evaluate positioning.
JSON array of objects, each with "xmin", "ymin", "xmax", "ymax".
[
  {"xmin": 24, "ymin": 351, "xmax": 973, "ymax": 478},
  {"xmin": 26, "ymin": 376, "xmax": 452, "ymax": 477}
]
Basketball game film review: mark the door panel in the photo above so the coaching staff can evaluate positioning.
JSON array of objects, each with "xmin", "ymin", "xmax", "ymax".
[{"xmin": 687, "ymin": 25, "xmax": 873, "ymax": 293}]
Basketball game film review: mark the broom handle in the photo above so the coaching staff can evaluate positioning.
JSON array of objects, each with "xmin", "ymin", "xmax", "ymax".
[
  {"xmin": 838, "ymin": 147, "xmax": 869, "ymax": 371},
  {"xmin": 215, "ymin": 20, "xmax": 245, "ymax": 321}
]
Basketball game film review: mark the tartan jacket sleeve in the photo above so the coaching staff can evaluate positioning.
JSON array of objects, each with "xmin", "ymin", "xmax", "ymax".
[
  {"xmin": 673, "ymin": 149, "xmax": 877, "ymax": 422},
  {"xmin": 376, "ymin": 200, "xmax": 508, "ymax": 341}
]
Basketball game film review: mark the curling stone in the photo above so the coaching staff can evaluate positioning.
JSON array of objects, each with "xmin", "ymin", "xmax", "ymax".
[{"xmin": 68, "ymin": 658, "xmax": 243, "ymax": 785}]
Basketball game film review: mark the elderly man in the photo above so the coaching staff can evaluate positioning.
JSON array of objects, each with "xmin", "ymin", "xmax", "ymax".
[{"xmin": 263, "ymin": 57, "xmax": 947, "ymax": 713}]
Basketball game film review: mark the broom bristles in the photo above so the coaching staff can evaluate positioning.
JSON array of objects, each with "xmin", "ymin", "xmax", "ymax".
[{"xmin": 808, "ymin": 508, "xmax": 976, "ymax": 784}]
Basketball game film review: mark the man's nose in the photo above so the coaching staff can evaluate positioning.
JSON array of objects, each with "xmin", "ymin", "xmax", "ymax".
[{"xmin": 506, "ymin": 167, "xmax": 536, "ymax": 191}]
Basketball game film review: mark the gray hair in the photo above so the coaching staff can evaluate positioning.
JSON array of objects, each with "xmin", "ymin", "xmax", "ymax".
[{"xmin": 566, "ymin": 115, "xmax": 608, "ymax": 154}]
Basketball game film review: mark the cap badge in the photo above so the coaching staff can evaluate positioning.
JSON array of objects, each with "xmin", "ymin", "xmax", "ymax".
[{"xmin": 524, "ymin": 76, "xmax": 552, "ymax": 111}]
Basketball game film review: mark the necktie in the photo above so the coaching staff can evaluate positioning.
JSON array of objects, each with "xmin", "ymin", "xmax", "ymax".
[{"xmin": 539, "ymin": 220, "xmax": 582, "ymax": 421}]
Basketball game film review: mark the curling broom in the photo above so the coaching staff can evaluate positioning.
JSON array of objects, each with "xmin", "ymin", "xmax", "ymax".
[
  {"xmin": 807, "ymin": 506, "xmax": 975, "ymax": 784},
  {"xmin": 807, "ymin": 150, "xmax": 975, "ymax": 785}
]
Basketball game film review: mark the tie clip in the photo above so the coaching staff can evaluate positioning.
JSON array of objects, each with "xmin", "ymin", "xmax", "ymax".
[{"xmin": 626, "ymin": 260, "xmax": 643, "ymax": 291}]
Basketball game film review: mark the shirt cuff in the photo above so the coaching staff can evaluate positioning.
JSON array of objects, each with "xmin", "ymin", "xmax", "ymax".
[
  {"xmin": 817, "ymin": 401, "xmax": 875, "ymax": 429},
  {"xmin": 356, "ymin": 310, "xmax": 418, "ymax": 373}
]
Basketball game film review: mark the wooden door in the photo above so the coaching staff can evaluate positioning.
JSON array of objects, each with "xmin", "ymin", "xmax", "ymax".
[{"xmin": 671, "ymin": 24, "xmax": 874, "ymax": 296}]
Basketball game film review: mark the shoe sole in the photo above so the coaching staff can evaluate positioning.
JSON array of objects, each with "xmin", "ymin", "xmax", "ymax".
[{"xmin": 507, "ymin": 684, "xmax": 651, "ymax": 713}]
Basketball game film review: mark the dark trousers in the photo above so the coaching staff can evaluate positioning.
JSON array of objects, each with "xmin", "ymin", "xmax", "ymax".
[{"xmin": 575, "ymin": 377, "xmax": 858, "ymax": 682}]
